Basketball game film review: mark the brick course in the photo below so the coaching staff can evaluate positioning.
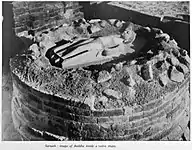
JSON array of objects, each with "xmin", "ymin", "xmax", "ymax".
[{"xmin": 12, "ymin": 1, "xmax": 83, "ymax": 35}]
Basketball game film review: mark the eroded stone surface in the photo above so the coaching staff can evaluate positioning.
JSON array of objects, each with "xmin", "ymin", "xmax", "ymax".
[
  {"xmin": 159, "ymin": 72, "xmax": 169, "ymax": 86},
  {"xmin": 141, "ymin": 63, "xmax": 153, "ymax": 81},
  {"xmin": 97, "ymin": 71, "xmax": 112, "ymax": 83},
  {"xmin": 177, "ymin": 63, "xmax": 189, "ymax": 74},
  {"xmin": 166, "ymin": 55, "xmax": 180, "ymax": 66},
  {"xmin": 170, "ymin": 66, "xmax": 184, "ymax": 83},
  {"xmin": 103, "ymin": 89, "xmax": 122, "ymax": 99}
]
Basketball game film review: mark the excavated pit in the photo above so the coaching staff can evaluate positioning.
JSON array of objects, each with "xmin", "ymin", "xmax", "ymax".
[{"xmin": 10, "ymin": 16, "xmax": 190, "ymax": 141}]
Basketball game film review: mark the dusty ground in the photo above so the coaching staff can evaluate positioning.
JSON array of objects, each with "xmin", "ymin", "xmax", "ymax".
[
  {"xmin": 113, "ymin": 1, "xmax": 189, "ymax": 17},
  {"xmin": 2, "ymin": 1, "xmax": 190, "ymax": 141}
]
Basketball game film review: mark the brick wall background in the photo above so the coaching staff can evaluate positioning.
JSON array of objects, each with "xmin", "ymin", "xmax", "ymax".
[{"xmin": 12, "ymin": 1, "xmax": 83, "ymax": 34}]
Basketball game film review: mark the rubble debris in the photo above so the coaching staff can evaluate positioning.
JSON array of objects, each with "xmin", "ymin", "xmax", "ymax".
[
  {"xmin": 99, "ymin": 20, "xmax": 108, "ymax": 28},
  {"xmin": 114, "ymin": 20, "xmax": 123, "ymax": 28},
  {"xmin": 166, "ymin": 55, "xmax": 180, "ymax": 66},
  {"xmin": 115, "ymin": 62, "xmax": 123, "ymax": 71},
  {"xmin": 159, "ymin": 72, "xmax": 169, "ymax": 86},
  {"xmin": 129, "ymin": 60, "xmax": 137, "ymax": 65},
  {"xmin": 128, "ymin": 87, "xmax": 136, "ymax": 99},
  {"xmin": 29, "ymin": 44, "xmax": 40, "ymax": 58},
  {"xmin": 84, "ymin": 95, "xmax": 96, "ymax": 110},
  {"xmin": 103, "ymin": 89, "xmax": 122, "ymax": 99},
  {"xmin": 169, "ymin": 66, "xmax": 184, "ymax": 83},
  {"xmin": 121, "ymin": 30, "xmax": 136, "ymax": 44},
  {"xmin": 97, "ymin": 70, "xmax": 112, "ymax": 83},
  {"xmin": 110, "ymin": 67, "xmax": 116, "ymax": 73},
  {"xmin": 98, "ymin": 96, "xmax": 108, "ymax": 104},
  {"xmin": 169, "ymin": 39, "xmax": 178, "ymax": 47},
  {"xmin": 171, "ymin": 48, "xmax": 180, "ymax": 57},
  {"xmin": 141, "ymin": 63, "xmax": 153, "ymax": 81},
  {"xmin": 126, "ymin": 75, "xmax": 135, "ymax": 87},
  {"xmin": 89, "ymin": 25, "xmax": 101, "ymax": 33}
]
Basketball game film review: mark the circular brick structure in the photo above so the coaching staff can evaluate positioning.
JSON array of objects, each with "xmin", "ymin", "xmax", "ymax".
[{"xmin": 10, "ymin": 17, "xmax": 190, "ymax": 140}]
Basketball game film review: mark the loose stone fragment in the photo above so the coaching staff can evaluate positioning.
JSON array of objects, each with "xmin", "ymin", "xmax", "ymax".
[
  {"xmin": 97, "ymin": 70, "xmax": 112, "ymax": 83},
  {"xmin": 166, "ymin": 55, "xmax": 180, "ymax": 66},
  {"xmin": 128, "ymin": 87, "xmax": 136, "ymax": 99},
  {"xmin": 29, "ymin": 44, "xmax": 40, "ymax": 58},
  {"xmin": 99, "ymin": 20, "xmax": 107, "ymax": 28},
  {"xmin": 84, "ymin": 95, "xmax": 95, "ymax": 110},
  {"xmin": 103, "ymin": 89, "xmax": 122, "ymax": 99},
  {"xmin": 171, "ymin": 48, "xmax": 180, "ymax": 57},
  {"xmin": 90, "ymin": 25, "xmax": 101, "ymax": 33},
  {"xmin": 98, "ymin": 96, "xmax": 108, "ymax": 104},
  {"xmin": 110, "ymin": 67, "xmax": 116, "ymax": 73},
  {"xmin": 170, "ymin": 66, "xmax": 184, "ymax": 83},
  {"xmin": 115, "ymin": 63, "xmax": 123, "ymax": 71},
  {"xmin": 169, "ymin": 39, "xmax": 178, "ymax": 47},
  {"xmin": 115, "ymin": 20, "xmax": 123, "ymax": 28},
  {"xmin": 159, "ymin": 72, "xmax": 169, "ymax": 87},
  {"xmin": 129, "ymin": 60, "xmax": 137, "ymax": 65},
  {"xmin": 125, "ymin": 74, "xmax": 135, "ymax": 87},
  {"xmin": 141, "ymin": 63, "xmax": 153, "ymax": 81}
]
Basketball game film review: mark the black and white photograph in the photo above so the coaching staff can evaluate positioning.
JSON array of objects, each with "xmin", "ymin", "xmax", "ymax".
[{"xmin": 1, "ymin": 0, "xmax": 190, "ymax": 145}]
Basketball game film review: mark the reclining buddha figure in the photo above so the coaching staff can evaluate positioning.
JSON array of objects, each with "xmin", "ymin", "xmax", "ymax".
[{"xmin": 52, "ymin": 21, "xmax": 138, "ymax": 69}]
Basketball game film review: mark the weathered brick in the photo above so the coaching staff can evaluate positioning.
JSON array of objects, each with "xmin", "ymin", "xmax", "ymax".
[
  {"xmin": 148, "ymin": 110, "xmax": 166, "ymax": 122},
  {"xmin": 149, "ymin": 108, "xmax": 186, "ymax": 140},
  {"xmin": 163, "ymin": 103, "xmax": 172, "ymax": 114},
  {"xmin": 83, "ymin": 124, "xmax": 103, "ymax": 138},
  {"xmin": 129, "ymin": 112, "xmax": 144, "ymax": 122},
  {"xmin": 14, "ymin": 26, "xmax": 28, "ymax": 33},
  {"xmin": 43, "ymin": 98, "xmax": 92, "ymax": 116},
  {"xmin": 12, "ymin": 1, "xmax": 83, "ymax": 34},
  {"xmin": 12, "ymin": 1, "xmax": 28, "ymax": 8},
  {"xmin": 167, "ymin": 126, "xmax": 183, "ymax": 140},
  {"xmin": 142, "ymin": 121, "xmax": 168, "ymax": 139},
  {"xmin": 133, "ymin": 105, "xmax": 143, "ymax": 113},
  {"xmin": 156, "ymin": 99, "xmax": 172, "ymax": 112},
  {"xmin": 93, "ymin": 108, "xmax": 124, "ymax": 117},
  {"xmin": 112, "ymin": 122, "xmax": 131, "ymax": 136},
  {"xmin": 166, "ymin": 99, "xmax": 185, "ymax": 120},
  {"xmin": 13, "ymin": 7, "xmax": 27, "ymax": 16},
  {"xmin": 143, "ymin": 98, "xmax": 163, "ymax": 111},
  {"xmin": 29, "ymin": 7, "xmax": 44, "ymax": 14},
  {"xmin": 131, "ymin": 118, "xmax": 149, "ymax": 128},
  {"xmin": 28, "ymin": 2, "xmax": 44, "ymax": 9}
]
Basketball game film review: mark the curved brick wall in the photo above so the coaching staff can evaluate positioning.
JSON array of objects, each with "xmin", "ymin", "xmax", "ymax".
[{"xmin": 11, "ymin": 72, "xmax": 190, "ymax": 140}]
